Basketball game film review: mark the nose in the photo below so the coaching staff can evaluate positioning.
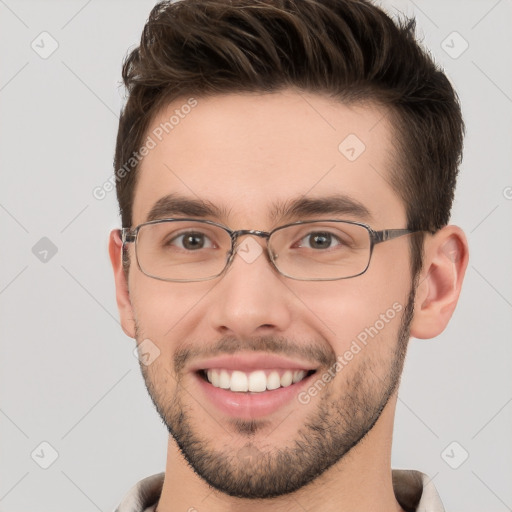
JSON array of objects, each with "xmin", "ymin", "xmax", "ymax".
[{"xmin": 207, "ymin": 235, "xmax": 293, "ymax": 339}]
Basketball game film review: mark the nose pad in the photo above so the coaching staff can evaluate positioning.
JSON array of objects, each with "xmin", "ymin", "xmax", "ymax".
[
  {"xmin": 233, "ymin": 235, "xmax": 266, "ymax": 265},
  {"xmin": 222, "ymin": 234, "xmax": 284, "ymax": 280}
]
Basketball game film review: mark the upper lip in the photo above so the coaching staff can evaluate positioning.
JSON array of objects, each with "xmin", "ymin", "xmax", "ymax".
[{"xmin": 189, "ymin": 353, "xmax": 319, "ymax": 373}]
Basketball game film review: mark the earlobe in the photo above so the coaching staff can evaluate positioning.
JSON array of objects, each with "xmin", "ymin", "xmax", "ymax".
[
  {"xmin": 109, "ymin": 229, "xmax": 136, "ymax": 339},
  {"xmin": 410, "ymin": 226, "xmax": 469, "ymax": 339}
]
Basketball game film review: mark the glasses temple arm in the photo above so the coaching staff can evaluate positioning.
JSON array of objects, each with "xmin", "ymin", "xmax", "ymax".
[
  {"xmin": 120, "ymin": 228, "xmax": 136, "ymax": 244},
  {"xmin": 373, "ymin": 229, "xmax": 417, "ymax": 244}
]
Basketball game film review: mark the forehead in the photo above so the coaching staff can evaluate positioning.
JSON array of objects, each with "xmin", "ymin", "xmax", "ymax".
[{"xmin": 132, "ymin": 89, "xmax": 405, "ymax": 228}]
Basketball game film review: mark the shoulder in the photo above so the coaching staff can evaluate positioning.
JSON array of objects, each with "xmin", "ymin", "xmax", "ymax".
[
  {"xmin": 114, "ymin": 472, "xmax": 165, "ymax": 512},
  {"xmin": 392, "ymin": 469, "xmax": 445, "ymax": 512}
]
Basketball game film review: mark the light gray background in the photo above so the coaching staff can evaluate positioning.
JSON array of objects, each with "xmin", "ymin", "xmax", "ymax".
[{"xmin": 1, "ymin": 0, "xmax": 511, "ymax": 510}]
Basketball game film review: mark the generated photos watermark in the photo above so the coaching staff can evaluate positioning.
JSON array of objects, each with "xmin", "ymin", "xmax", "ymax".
[{"xmin": 297, "ymin": 301, "xmax": 403, "ymax": 404}]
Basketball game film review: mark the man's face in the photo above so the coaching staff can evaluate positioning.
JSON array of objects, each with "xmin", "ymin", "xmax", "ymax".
[{"xmin": 125, "ymin": 90, "xmax": 415, "ymax": 498}]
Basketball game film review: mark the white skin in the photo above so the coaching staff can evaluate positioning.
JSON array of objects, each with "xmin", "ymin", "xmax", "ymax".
[{"xmin": 110, "ymin": 89, "xmax": 468, "ymax": 512}]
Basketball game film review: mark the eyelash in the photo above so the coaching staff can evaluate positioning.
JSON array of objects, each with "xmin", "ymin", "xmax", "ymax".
[{"xmin": 167, "ymin": 230, "xmax": 347, "ymax": 251}]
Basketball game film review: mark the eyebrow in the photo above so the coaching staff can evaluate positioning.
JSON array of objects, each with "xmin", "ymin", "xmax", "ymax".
[
  {"xmin": 144, "ymin": 192, "xmax": 373, "ymax": 225},
  {"xmin": 145, "ymin": 193, "xmax": 230, "ymax": 223},
  {"xmin": 269, "ymin": 194, "xmax": 373, "ymax": 223}
]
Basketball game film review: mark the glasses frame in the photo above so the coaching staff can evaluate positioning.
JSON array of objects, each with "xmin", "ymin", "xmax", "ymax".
[{"xmin": 121, "ymin": 218, "xmax": 419, "ymax": 282}]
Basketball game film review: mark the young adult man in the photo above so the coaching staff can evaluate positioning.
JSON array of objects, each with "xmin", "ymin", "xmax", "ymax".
[{"xmin": 109, "ymin": 1, "xmax": 468, "ymax": 510}]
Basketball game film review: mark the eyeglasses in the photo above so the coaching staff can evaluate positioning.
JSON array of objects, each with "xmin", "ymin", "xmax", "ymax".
[{"xmin": 121, "ymin": 218, "xmax": 418, "ymax": 282}]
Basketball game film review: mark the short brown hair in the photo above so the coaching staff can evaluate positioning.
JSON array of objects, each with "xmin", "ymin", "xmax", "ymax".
[{"xmin": 114, "ymin": 0, "xmax": 464, "ymax": 277}]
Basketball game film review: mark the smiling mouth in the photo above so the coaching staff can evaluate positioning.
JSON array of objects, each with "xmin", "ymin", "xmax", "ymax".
[{"xmin": 198, "ymin": 368, "xmax": 317, "ymax": 393}]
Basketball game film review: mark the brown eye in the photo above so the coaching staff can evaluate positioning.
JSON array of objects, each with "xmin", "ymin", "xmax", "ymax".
[
  {"xmin": 297, "ymin": 232, "xmax": 341, "ymax": 250},
  {"xmin": 168, "ymin": 232, "xmax": 214, "ymax": 250}
]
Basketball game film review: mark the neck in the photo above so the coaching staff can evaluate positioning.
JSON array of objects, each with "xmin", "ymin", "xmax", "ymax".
[{"xmin": 156, "ymin": 394, "xmax": 404, "ymax": 512}]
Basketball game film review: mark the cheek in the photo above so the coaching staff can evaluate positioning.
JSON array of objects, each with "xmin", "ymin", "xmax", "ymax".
[
  {"xmin": 323, "ymin": 295, "xmax": 403, "ymax": 351},
  {"xmin": 293, "ymin": 262, "xmax": 410, "ymax": 355},
  {"xmin": 129, "ymin": 275, "xmax": 213, "ymax": 346}
]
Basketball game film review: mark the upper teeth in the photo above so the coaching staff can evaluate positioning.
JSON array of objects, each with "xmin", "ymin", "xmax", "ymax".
[{"xmin": 205, "ymin": 369, "xmax": 308, "ymax": 392}]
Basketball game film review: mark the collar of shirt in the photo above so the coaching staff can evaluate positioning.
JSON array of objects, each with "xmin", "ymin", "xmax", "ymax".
[{"xmin": 114, "ymin": 469, "xmax": 445, "ymax": 512}]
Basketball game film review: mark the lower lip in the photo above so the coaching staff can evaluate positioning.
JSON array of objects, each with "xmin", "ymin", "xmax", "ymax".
[{"xmin": 194, "ymin": 371, "xmax": 315, "ymax": 420}]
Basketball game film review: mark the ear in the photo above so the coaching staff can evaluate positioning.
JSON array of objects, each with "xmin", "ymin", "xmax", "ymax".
[
  {"xmin": 410, "ymin": 225, "xmax": 469, "ymax": 339},
  {"xmin": 109, "ymin": 229, "xmax": 136, "ymax": 339}
]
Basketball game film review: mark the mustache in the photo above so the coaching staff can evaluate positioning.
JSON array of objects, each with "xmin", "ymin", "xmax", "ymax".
[{"xmin": 173, "ymin": 335, "xmax": 336, "ymax": 374}]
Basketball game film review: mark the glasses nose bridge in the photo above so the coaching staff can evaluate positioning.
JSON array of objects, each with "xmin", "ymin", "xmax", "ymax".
[
  {"xmin": 231, "ymin": 228, "xmax": 271, "ymax": 247},
  {"xmin": 229, "ymin": 229, "xmax": 276, "ymax": 268}
]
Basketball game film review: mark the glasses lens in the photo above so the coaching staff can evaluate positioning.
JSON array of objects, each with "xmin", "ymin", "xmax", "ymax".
[
  {"xmin": 269, "ymin": 221, "xmax": 371, "ymax": 280},
  {"xmin": 135, "ymin": 221, "xmax": 232, "ymax": 281}
]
